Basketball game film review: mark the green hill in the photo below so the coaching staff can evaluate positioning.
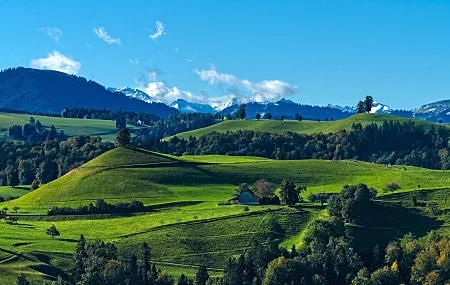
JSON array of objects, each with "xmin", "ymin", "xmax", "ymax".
[
  {"xmin": 0, "ymin": 112, "xmax": 147, "ymax": 142},
  {"xmin": 168, "ymin": 113, "xmax": 443, "ymax": 140},
  {"xmin": 10, "ymin": 147, "xmax": 450, "ymax": 211},
  {"xmin": 3, "ymin": 147, "xmax": 450, "ymax": 283}
]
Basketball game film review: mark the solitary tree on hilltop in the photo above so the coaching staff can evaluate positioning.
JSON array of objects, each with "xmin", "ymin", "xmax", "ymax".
[
  {"xmin": 364, "ymin": 95, "xmax": 374, "ymax": 113},
  {"xmin": 256, "ymin": 113, "xmax": 261, "ymax": 120},
  {"xmin": 115, "ymin": 129, "xmax": 131, "ymax": 147},
  {"xmin": 236, "ymin": 104, "xmax": 246, "ymax": 119},
  {"xmin": 357, "ymin": 101, "xmax": 365, "ymax": 113},
  {"xmin": 46, "ymin": 224, "xmax": 60, "ymax": 238}
]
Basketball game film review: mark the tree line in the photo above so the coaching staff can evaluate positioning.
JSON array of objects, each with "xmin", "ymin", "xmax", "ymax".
[
  {"xmin": 9, "ymin": 117, "xmax": 64, "ymax": 142},
  {"xmin": 47, "ymin": 199, "xmax": 145, "ymax": 216},
  {"xmin": 0, "ymin": 135, "xmax": 113, "ymax": 187},
  {"xmin": 135, "ymin": 120, "xmax": 450, "ymax": 170}
]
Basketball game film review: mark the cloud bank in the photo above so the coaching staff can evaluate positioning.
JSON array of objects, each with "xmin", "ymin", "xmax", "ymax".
[
  {"xmin": 195, "ymin": 68, "xmax": 299, "ymax": 102},
  {"xmin": 93, "ymin": 27, "xmax": 121, "ymax": 45},
  {"xmin": 30, "ymin": 51, "xmax": 81, "ymax": 74}
]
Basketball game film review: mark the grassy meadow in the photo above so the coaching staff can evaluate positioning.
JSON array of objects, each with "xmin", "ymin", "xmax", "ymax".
[
  {"xmin": 167, "ymin": 113, "xmax": 444, "ymax": 140},
  {"xmin": 0, "ymin": 112, "xmax": 147, "ymax": 142},
  {"xmin": 2, "ymin": 147, "xmax": 450, "ymax": 283}
]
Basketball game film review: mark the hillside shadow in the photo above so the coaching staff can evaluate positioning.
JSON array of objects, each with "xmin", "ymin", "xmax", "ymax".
[{"xmin": 349, "ymin": 201, "xmax": 443, "ymax": 252}]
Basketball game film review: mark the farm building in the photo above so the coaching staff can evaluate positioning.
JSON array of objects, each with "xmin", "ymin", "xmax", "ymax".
[{"xmin": 228, "ymin": 189, "xmax": 260, "ymax": 205}]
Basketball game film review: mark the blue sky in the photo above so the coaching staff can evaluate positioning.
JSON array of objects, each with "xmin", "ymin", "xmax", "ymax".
[{"xmin": 1, "ymin": 0, "xmax": 450, "ymax": 109}]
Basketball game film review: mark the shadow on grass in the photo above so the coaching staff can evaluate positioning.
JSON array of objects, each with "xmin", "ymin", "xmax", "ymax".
[{"xmin": 349, "ymin": 201, "xmax": 443, "ymax": 253}]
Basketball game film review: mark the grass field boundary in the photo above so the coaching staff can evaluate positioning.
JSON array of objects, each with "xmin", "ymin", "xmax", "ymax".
[{"xmin": 120, "ymin": 208, "xmax": 285, "ymax": 238}]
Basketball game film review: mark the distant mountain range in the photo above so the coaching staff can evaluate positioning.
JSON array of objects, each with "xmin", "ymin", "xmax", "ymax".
[
  {"xmin": 2, "ymin": 68, "xmax": 450, "ymax": 123},
  {"xmin": 0, "ymin": 68, "xmax": 178, "ymax": 117}
]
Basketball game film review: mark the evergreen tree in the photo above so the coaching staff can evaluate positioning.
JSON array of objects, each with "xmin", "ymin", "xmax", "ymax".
[
  {"xmin": 16, "ymin": 274, "xmax": 30, "ymax": 285},
  {"xmin": 73, "ymin": 234, "xmax": 87, "ymax": 283},
  {"xmin": 364, "ymin": 95, "xmax": 374, "ymax": 113},
  {"xmin": 178, "ymin": 274, "xmax": 193, "ymax": 285},
  {"xmin": 195, "ymin": 266, "xmax": 209, "ymax": 285},
  {"xmin": 279, "ymin": 179, "xmax": 298, "ymax": 206},
  {"xmin": 357, "ymin": 101, "xmax": 365, "ymax": 113}
]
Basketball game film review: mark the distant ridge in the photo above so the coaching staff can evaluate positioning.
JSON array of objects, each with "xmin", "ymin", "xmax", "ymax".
[{"xmin": 0, "ymin": 68, "xmax": 179, "ymax": 117}]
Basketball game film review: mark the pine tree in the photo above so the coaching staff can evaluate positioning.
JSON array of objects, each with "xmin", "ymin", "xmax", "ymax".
[{"xmin": 195, "ymin": 266, "xmax": 209, "ymax": 285}]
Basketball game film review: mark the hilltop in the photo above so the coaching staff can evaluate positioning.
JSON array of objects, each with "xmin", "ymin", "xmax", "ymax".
[
  {"xmin": 2, "ymin": 147, "xmax": 450, "ymax": 283},
  {"xmin": 0, "ymin": 68, "xmax": 178, "ymax": 117},
  {"xmin": 10, "ymin": 147, "xmax": 450, "ymax": 211},
  {"xmin": 168, "ymin": 113, "xmax": 443, "ymax": 140}
]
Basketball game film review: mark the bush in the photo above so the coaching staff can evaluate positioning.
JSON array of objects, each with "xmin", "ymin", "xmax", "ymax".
[
  {"xmin": 243, "ymin": 206, "xmax": 250, "ymax": 212},
  {"xmin": 384, "ymin": 182, "xmax": 401, "ymax": 192},
  {"xmin": 30, "ymin": 180, "xmax": 39, "ymax": 191}
]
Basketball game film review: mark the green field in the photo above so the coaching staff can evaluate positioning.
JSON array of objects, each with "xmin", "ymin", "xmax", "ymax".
[
  {"xmin": 2, "ymin": 147, "xmax": 450, "ymax": 283},
  {"xmin": 167, "ymin": 113, "xmax": 444, "ymax": 140},
  {"xmin": 0, "ymin": 186, "xmax": 30, "ymax": 199},
  {"xmin": 0, "ymin": 112, "xmax": 147, "ymax": 142},
  {"xmin": 9, "ymin": 147, "xmax": 450, "ymax": 212}
]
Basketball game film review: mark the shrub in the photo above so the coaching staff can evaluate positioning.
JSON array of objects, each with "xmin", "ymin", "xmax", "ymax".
[
  {"xmin": 384, "ymin": 182, "xmax": 401, "ymax": 192},
  {"xmin": 243, "ymin": 206, "xmax": 250, "ymax": 212}
]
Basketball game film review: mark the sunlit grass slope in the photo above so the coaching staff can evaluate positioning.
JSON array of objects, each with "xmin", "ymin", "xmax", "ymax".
[
  {"xmin": 9, "ymin": 147, "xmax": 450, "ymax": 211},
  {"xmin": 168, "ymin": 113, "xmax": 443, "ymax": 140},
  {"xmin": 0, "ymin": 112, "xmax": 147, "ymax": 142}
]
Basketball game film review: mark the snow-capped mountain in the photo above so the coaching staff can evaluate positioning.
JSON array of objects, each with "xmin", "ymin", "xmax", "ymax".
[
  {"xmin": 326, "ymin": 101, "xmax": 391, "ymax": 114},
  {"xmin": 326, "ymin": 104, "xmax": 356, "ymax": 113},
  {"xmin": 412, "ymin": 99, "xmax": 450, "ymax": 122},
  {"xmin": 218, "ymin": 99, "xmax": 352, "ymax": 120},
  {"xmin": 370, "ymin": 101, "xmax": 391, "ymax": 114},
  {"xmin": 107, "ymin": 87, "xmax": 156, "ymax": 104},
  {"xmin": 211, "ymin": 97, "xmax": 245, "ymax": 112},
  {"xmin": 171, "ymin": 99, "xmax": 216, "ymax": 113}
]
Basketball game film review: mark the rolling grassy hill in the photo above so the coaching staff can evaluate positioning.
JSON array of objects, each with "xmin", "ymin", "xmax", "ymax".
[
  {"xmin": 9, "ymin": 147, "xmax": 450, "ymax": 212},
  {"xmin": 167, "ymin": 113, "xmax": 444, "ymax": 140},
  {"xmin": 2, "ymin": 147, "xmax": 450, "ymax": 283},
  {"xmin": 0, "ymin": 112, "xmax": 147, "ymax": 142}
]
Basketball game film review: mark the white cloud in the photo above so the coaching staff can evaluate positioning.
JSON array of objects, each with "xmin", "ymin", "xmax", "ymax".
[
  {"xmin": 41, "ymin": 27, "xmax": 62, "ymax": 42},
  {"xmin": 149, "ymin": 21, "xmax": 165, "ymax": 40},
  {"xmin": 142, "ymin": 82, "xmax": 206, "ymax": 104},
  {"xmin": 129, "ymin": 59, "xmax": 139, "ymax": 64},
  {"xmin": 93, "ymin": 27, "xmax": 121, "ymax": 45},
  {"xmin": 195, "ymin": 69, "xmax": 299, "ymax": 102},
  {"xmin": 186, "ymin": 54, "xmax": 197, "ymax": 62},
  {"xmin": 30, "ymin": 51, "xmax": 81, "ymax": 74}
]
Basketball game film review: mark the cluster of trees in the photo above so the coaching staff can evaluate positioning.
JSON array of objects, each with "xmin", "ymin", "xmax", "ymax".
[
  {"xmin": 17, "ymin": 184, "xmax": 450, "ymax": 285},
  {"xmin": 8, "ymin": 117, "xmax": 63, "ymax": 142},
  {"xmin": 60, "ymin": 107, "xmax": 160, "ymax": 123},
  {"xmin": 48, "ymin": 199, "xmax": 144, "ymax": 215},
  {"xmin": 357, "ymin": 96, "xmax": 374, "ymax": 113},
  {"xmin": 133, "ymin": 112, "xmax": 223, "ymax": 140},
  {"xmin": 327, "ymin": 184, "xmax": 378, "ymax": 223},
  {"xmin": 142, "ymin": 120, "xmax": 450, "ymax": 170},
  {"xmin": 0, "ymin": 135, "xmax": 113, "ymax": 187},
  {"xmin": 61, "ymin": 108, "xmax": 224, "ymax": 139},
  {"xmin": 68, "ymin": 236, "xmax": 211, "ymax": 285}
]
